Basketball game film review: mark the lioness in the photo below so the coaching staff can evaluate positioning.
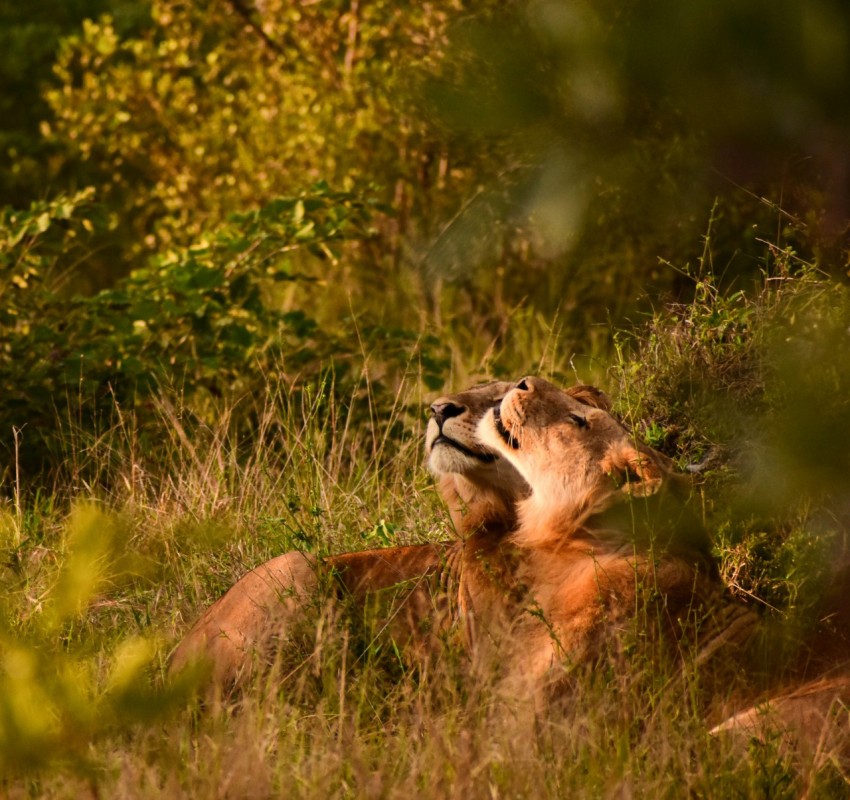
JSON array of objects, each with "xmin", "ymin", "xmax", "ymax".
[
  {"xmin": 475, "ymin": 376, "xmax": 758, "ymax": 701},
  {"xmin": 169, "ymin": 380, "xmax": 611, "ymax": 687},
  {"xmin": 711, "ymin": 675, "xmax": 850, "ymax": 767}
]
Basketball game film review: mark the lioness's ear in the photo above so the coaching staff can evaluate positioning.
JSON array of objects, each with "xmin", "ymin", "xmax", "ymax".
[
  {"xmin": 566, "ymin": 384, "xmax": 612, "ymax": 412},
  {"xmin": 602, "ymin": 444, "xmax": 665, "ymax": 498}
]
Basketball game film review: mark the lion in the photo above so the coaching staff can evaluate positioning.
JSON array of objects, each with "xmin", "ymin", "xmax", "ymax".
[
  {"xmin": 710, "ymin": 565, "xmax": 850, "ymax": 767},
  {"xmin": 711, "ymin": 675, "xmax": 850, "ymax": 769},
  {"xmin": 474, "ymin": 376, "xmax": 759, "ymax": 702},
  {"xmin": 168, "ymin": 380, "xmax": 612, "ymax": 688}
]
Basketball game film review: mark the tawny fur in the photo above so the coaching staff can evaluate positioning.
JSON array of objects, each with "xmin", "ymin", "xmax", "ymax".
[
  {"xmin": 169, "ymin": 380, "xmax": 610, "ymax": 689},
  {"xmin": 712, "ymin": 676, "xmax": 850, "ymax": 768},
  {"xmin": 476, "ymin": 376, "xmax": 756, "ymax": 703}
]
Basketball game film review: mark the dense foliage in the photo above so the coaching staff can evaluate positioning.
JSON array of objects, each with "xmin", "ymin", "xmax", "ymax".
[{"xmin": 0, "ymin": 184, "xmax": 450, "ymax": 477}]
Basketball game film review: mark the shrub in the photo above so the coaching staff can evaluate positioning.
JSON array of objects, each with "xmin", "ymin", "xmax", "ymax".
[{"xmin": 0, "ymin": 185, "xmax": 448, "ymax": 482}]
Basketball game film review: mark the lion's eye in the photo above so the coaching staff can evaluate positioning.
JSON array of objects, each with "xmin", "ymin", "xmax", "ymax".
[{"xmin": 570, "ymin": 413, "xmax": 588, "ymax": 429}]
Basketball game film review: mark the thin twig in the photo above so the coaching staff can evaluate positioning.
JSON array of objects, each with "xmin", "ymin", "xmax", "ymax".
[{"xmin": 224, "ymin": 0, "xmax": 286, "ymax": 56}]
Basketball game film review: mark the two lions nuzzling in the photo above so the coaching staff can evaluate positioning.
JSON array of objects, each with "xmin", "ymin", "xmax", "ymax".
[
  {"xmin": 171, "ymin": 376, "xmax": 750, "ymax": 703},
  {"xmin": 169, "ymin": 380, "xmax": 612, "ymax": 686},
  {"xmin": 169, "ymin": 374, "xmax": 850, "ymax": 761}
]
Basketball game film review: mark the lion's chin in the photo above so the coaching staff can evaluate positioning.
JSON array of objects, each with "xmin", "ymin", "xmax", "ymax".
[{"xmin": 428, "ymin": 441, "xmax": 483, "ymax": 476}]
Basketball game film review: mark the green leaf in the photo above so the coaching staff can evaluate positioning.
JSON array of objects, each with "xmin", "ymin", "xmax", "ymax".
[
  {"xmin": 35, "ymin": 213, "xmax": 51, "ymax": 233},
  {"xmin": 187, "ymin": 266, "xmax": 224, "ymax": 290}
]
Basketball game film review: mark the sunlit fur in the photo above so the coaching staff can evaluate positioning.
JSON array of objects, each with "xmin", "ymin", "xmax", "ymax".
[
  {"xmin": 425, "ymin": 380, "xmax": 527, "ymax": 537},
  {"xmin": 169, "ymin": 379, "xmax": 612, "ymax": 689},
  {"xmin": 425, "ymin": 380, "xmax": 611, "ymax": 536},
  {"xmin": 477, "ymin": 376, "xmax": 756, "ymax": 702}
]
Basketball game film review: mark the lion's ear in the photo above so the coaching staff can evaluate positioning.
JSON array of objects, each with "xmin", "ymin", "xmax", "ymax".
[
  {"xmin": 602, "ymin": 443, "xmax": 665, "ymax": 498},
  {"xmin": 566, "ymin": 384, "xmax": 612, "ymax": 412}
]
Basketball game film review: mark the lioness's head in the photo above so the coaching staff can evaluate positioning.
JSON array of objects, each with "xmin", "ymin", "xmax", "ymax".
[
  {"xmin": 427, "ymin": 379, "xmax": 612, "ymax": 536},
  {"xmin": 477, "ymin": 376, "xmax": 670, "ymax": 539}
]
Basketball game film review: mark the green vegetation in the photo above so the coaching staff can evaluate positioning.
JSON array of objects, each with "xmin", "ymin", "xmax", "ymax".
[{"xmin": 2, "ymin": 0, "xmax": 850, "ymax": 796}]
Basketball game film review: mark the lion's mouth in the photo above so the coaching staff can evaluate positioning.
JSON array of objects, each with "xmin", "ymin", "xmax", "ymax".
[
  {"xmin": 432, "ymin": 433, "xmax": 497, "ymax": 463},
  {"xmin": 493, "ymin": 406, "xmax": 520, "ymax": 449}
]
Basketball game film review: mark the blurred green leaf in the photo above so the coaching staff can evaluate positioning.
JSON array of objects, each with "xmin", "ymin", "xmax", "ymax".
[{"xmin": 48, "ymin": 504, "xmax": 117, "ymax": 627}]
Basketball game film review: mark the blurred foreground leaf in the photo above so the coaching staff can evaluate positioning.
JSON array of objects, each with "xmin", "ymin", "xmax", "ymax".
[{"xmin": 0, "ymin": 504, "xmax": 189, "ymax": 778}]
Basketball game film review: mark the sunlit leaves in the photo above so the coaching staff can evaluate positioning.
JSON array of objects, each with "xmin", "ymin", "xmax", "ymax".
[
  {"xmin": 42, "ymin": 0, "xmax": 487, "ymax": 270},
  {"xmin": 0, "ymin": 185, "xmax": 449, "ymax": 477},
  {"xmin": 47, "ymin": 505, "xmax": 118, "ymax": 627}
]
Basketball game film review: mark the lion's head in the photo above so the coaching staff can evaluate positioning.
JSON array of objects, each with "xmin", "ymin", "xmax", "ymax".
[
  {"xmin": 477, "ymin": 376, "xmax": 676, "ymax": 547},
  {"xmin": 427, "ymin": 379, "xmax": 612, "ymax": 537},
  {"xmin": 473, "ymin": 377, "xmax": 732, "ymax": 703}
]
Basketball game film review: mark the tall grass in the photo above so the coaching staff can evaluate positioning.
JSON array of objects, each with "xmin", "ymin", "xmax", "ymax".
[{"xmin": 2, "ymin": 267, "xmax": 850, "ymax": 797}]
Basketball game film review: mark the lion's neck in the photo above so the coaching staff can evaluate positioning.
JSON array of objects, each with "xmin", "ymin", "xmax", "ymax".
[
  {"xmin": 438, "ymin": 474, "xmax": 517, "ymax": 539},
  {"xmin": 511, "ymin": 490, "xmax": 607, "ymax": 550}
]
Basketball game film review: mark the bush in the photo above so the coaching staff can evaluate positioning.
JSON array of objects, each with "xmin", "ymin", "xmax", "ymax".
[
  {"xmin": 613, "ymin": 233, "xmax": 850, "ymax": 661},
  {"xmin": 0, "ymin": 185, "xmax": 448, "ymax": 482}
]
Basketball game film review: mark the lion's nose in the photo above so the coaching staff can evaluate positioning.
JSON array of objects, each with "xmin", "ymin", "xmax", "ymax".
[{"xmin": 430, "ymin": 401, "xmax": 465, "ymax": 426}]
